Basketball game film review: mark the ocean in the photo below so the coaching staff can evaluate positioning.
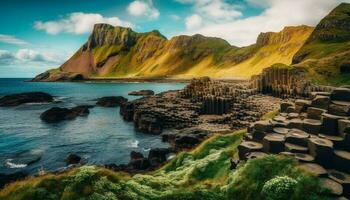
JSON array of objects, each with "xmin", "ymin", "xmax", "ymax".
[{"xmin": 0, "ymin": 78, "xmax": 186, "ymax": 175}]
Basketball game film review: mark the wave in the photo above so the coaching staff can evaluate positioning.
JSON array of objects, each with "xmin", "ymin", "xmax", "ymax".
[
  {"xmin": 128, "ymin": 140, "xmax": 139, "ymax": 148},
  {"xmin": 4, "ymin": 159, "xmax": 27, "ymax": 169}
]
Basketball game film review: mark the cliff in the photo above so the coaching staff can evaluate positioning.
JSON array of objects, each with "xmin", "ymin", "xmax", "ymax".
[{"xmin": 33, "ymin": 24, "xmax": 313, "ymax": 81}]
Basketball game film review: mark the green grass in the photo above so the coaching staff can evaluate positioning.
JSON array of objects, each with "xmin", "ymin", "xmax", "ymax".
[{"xmin": 0, "ymin": 129, "xmax": 330, "ymax": 200}]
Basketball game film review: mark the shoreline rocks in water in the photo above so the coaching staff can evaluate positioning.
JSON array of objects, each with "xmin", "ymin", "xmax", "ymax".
[
  {"xmin": 65, "ymin": 154, "xmax": 82, "ymax": 165},
  {"xmin": 40, "ymin": 105, "xmax": 93, "ymax": 123},
  {"xmin": 96, "ymin": 96, "xmax": 128, "ymax": 107},
  {"xmin": 0, "ymin": 92, "xmax": 53, "ymax": 107},
  {"xmin": 128, "ymin": 90, "xmax": 155, "ymax": 96}
]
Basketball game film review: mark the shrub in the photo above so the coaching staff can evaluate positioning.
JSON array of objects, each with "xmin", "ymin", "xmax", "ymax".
[{"xmin": 261, "ymin": 176, "xmax": 297, "ymax": 200}]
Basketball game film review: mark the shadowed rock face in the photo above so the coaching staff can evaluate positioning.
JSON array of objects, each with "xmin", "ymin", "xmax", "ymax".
[
  {"xmin": 96, "ymin": 96, "xmax": 128, "ymax": 107},
  {"xmin": 0, "ymin": 92, "xmax": 53, "ymax": 106},
  {"xmin": 40, "ymin": 105, "xmax": 93, "ymax": 123}
]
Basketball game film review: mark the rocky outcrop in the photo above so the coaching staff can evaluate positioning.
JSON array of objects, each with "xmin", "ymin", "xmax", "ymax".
[
  {"xmin": 240, "ymin": 85, "xmax": 350, "ymax": 198},
  {"xmin": 0, "ymin": 92, "xmax": 53, "ymax": 106},
  {"xmin": 65, "ymin": 154, "xmax": 81, "ymax": 165},
  {"xmin": 0, "ymin": 172, "xmax": 28, "ymax": 189},
  {"xmin": 40, "ymin": 105, "xmax": 92, "ymax": 123},
  {"xmin": 96, "ymin": 96, "xmax": 127, "ymax": 107},
  {"xmin": 128, "ymin": 90, "xmax": 154, "ymax": 96}
]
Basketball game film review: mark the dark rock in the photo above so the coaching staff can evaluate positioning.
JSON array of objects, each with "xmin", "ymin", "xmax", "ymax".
[
  {"xmin": 280, "ymin": 102, "xmax": 294, "ymax": 113},
  {"xmin": 311, "ymin": 95, "xmax": 330, "ymax": 110},
  {"xmin": 0, "ymin": 92, "xmax": 53, "ymax": 107},
  {"xmin": 328, "ymin": 170, "xmax": 350, "ymax": 197},
  {"xmin": 130, "ymin": 158, "xmax": 150, "ymax": 170},
  {"xmin": 307, "ymin": 107, "xmax": 326, "ymax": 120},
  {"xmin": 308, "ymin": 137, "xmax": 334, "ymax": 168},
  {"xmin": 334, "ymin": 150, "xmax": 350, "ymax": 173},
  {"xmin": 329, "ymin": 102, "xmax": 350, "ymax": 116},
  {"xmin": 0, "ymin": 171, "xmax": 28, "ymax": 189},
  {"xmin": 238, "ymin": 141, "xmax": 263, "ymax": 160},
  {"xmin": 175, "ymin": 135, "xmax": 200, "ymax": 149},
  {"xmin": 130, "ymin": 151, "xmax": 144, "ymax": 161},
  {"xmin": 331, "ymin": 88, "xmax": 350, "ymax": 102},
  {"xmin": 340, "ymin": 62, "xmax": 350, "ymax": 74},
  {"xmin": 96, "ymin": 96, "xmax": 128, "ymax": 107},
  {"xmin": 148, "ymin": 148, "xmax": 170, "ymax": 165},
  {"xmin": 295, "ymin": 99, "xmax": 311, "ymax": 113},
  {"xmin": 262, "ymin": 134, "xmax": 285, "ymax": 154},
  {"xmin": 65, "ymin": 154, "xmax": 81, "ymax": 165},
  {"xmin": 136, "ymin": 114, "xmax": 162, "ymax": 134},
  {"xmin": 40, "ymin": 105, "xmax": 92, "ymax": 123},
  {"xmin": 321, "ymin": 113, "xmax": 345, "ymax": 136},
  {"xmin": 128, "ymin": 90, "xmax": 155, "ymax": 96}
]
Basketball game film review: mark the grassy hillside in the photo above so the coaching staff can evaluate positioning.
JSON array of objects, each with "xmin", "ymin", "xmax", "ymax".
[
  {"xmin": 0, "ymin": 130, "xmax": 329, "ymax": 200},
  {"xmin": 292, "ymin": 3, "xmax": 350, "ymax": 85},
  {"xmin": 34, "ymin": 23, "xmax": 313, "ymax": 81}
]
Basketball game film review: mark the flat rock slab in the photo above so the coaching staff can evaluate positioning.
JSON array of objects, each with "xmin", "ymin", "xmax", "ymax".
[
  {"xmin": 285, "ymin": 142, "xmax": 308, "ymax": 153},
  {"xmin": 334, "ymin": 150, "xmax": 350, "ymax": 173},
  {"xmin": 303, "ymin": 118, "xmax": 322, "ymax": 134},
  {"xmin": 294, "ymin": 153, "xmax": 315, "ymax": 163},
  {"xmin": 299, "ymin": 163, "xmax": 327, "ymax": 177},
  {"xmin": 0, "ymin": 92, "xmax": 53, "ymax": 107},
  {"xmin": 328, "ymin": 170, "xmax": 350, "ymax": 197},
  {"xmin": 273, "ymin": 127, "xmax": 289, "ymax": 135},
  {"xmin": 320, "ymin": 178, "xmax": 343, "ymax": 196},
  {"xmin": 311, "ymin": 95, "xmax": 330, "ymax": 110},
  {"xmin": 128, "ymin": 90, "xmax": 155, "ymax": 96},
  {"xmin": 238, "ymin": 141, "xmax": 263, "ymax": 160}
]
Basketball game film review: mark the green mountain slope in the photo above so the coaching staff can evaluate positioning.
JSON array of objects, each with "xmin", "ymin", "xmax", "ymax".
[
  {"xmin": 33, "ymin": 24, "xmax": 313, "ymax": 81},
  {"xmin": 292, "ymin": 3, "xmax": 350, "ymax": 85}
]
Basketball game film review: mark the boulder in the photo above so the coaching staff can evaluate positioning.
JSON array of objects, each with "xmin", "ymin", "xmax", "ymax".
[
  {"xmin": 0, "ymin": 92, "xmax": 53, "ymax": 107},
  {"xmin": 308, "ymin": 137, "xmax": 334, "ymax": 167},
  {"xmin": 238, "ymin": 141, "xmax": 263, "ymax": 160},
  {"xmin": 65, "ymin": 154, "xmax": 81, "ymax": 165},
  {"xmin": 96, "ymin": 96, "xmax": 128, "ymax": 107},
  {"xmin": 175, "ymin": 135, "xmax": 200, "ymax": 149},
  {"xmin": 307, "ymin": 107, "xmax": 326, "ymax": 120},
  {"xmin": 130, "ymin": 151, "xmax": 144, "ymax": 161},
  {"xmin": 334, "ymin": 150, "xmax": 350, "ymax": 173},
  {"xmin": 331, "ymin": 88, "xmax": 350, "ymax": 102},
  {"xmin": 40, "ymin": 105, "xmax": 92, "ymax": 123},
  {"xmin": 311, "ymin": 95, "xmax": 330, "ymax": 110},
  {"xmin": 148, "ymin": 148, "xmax": 170, "ymax": 165},
  {"xmin": 128, "ymin": 90, "xmax": 155, "ymax": 96}
]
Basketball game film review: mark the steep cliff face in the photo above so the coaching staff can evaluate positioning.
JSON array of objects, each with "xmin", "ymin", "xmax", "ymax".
[
  {"xmin": 292, "ymin": 3, "xmax": 350, "ymax": 85},
  {"xmin": 33, "ymin": 23, "xmax": 313, "ymax": 81}
]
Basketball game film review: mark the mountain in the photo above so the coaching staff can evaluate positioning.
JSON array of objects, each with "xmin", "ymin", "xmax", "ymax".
[
  {"xmin": 33, "ymin": 24, "xmax": 313, "ymax": 81},
  {"xmin": 292, "ymin": 3, "xmax": 350, "ymax": 85}
]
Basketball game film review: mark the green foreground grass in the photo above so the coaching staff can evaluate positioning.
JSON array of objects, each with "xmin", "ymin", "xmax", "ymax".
[{"xmin": 0, "ymin": 130, "xmax": 330, "ymax": 200}]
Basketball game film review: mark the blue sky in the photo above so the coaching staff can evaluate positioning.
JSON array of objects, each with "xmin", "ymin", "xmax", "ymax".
[{"xmin": 0, "ymin": 0, "xmax": 348, "ymax": 77}]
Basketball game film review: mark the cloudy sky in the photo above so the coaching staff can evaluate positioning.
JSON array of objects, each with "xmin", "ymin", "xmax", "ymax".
[{"xmin": 0, "ymin": 0, "xmax": 348, "ymax": 77}]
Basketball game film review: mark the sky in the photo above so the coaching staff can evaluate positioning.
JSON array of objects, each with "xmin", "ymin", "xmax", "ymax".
[{"xmin": 0, "ymin": 0, "xmax": 348, "ymax": 78}]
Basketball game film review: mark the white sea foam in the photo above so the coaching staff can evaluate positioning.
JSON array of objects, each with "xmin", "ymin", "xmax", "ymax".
[
  {"xmin": 5, "ymin": 159, "xmax": 27, "ymax": 169},
  {"xmin": 129, "ymin": 140, "xmax": 139, "ymax": 148}
]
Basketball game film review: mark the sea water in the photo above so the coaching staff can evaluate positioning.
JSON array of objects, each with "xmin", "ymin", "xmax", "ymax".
[{"xmin": 0, "ymin": 78, "xmax": 185, "ymax": 175}]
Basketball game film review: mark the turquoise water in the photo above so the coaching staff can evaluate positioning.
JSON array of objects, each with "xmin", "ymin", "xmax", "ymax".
[{"xmin": 0, "ymin": 79, "xmax": 185, "ymax": 175}]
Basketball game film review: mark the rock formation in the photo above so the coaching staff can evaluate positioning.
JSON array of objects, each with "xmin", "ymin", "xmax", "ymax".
[{"xmin": 0, "ymin": 92, "xmax": 53, "ymax": 106}]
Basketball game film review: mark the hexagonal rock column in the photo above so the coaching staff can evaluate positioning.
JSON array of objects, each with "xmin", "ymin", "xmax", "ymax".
[
  {"xmin": 246, "ymin": 152, "xmax": 268, "ymax": 160},
  {"xmin": 280, "ymin": 102, "xmax": 294, "ymax": 113},
  {"xmin": 238, "ymin": 141, "xmax": 263, "ymax": 160},
  {"xmin": 307, "ymin": 107, "xmax": 327, "ymax": 120},
  {"xmin": 251, "ymin": 120, "xmax": 273, "ymax": 141},
  {"xmin": 330, "ymin": 88, "xmax": 350, "ymax": 102},
  {"xmin": 328, "ymin": 170, "xmax": 350, "ymax": 197},
  {"xmin": 287, "ymin": 118, "xmax": 304, "ymax": 130},
  {"xmin": 299, "ymin": 163, "xmax": 328, "ymax": 177},
  {"xmin": 285, "ymin": 129, "xmax": 309, "ymax": 146},
  {"xmin": 295, "ymin": 99, "xmax": 311, "ymax": 113},
  {"xmin": 320, "ymin": 113, "xmax": 346, "ymax": 136},
  {"xmin": 262, "ymin": 134, "xmax": 285, "ymax": 154},
  {"xmin": 311, "ymin": 95, "xmax": 330, "ymax": 110},
  {"xmin": 334, "ymin": 150, "xmax": 350, "ymax": 174},
  {"xmin": 339, "ymin": 120, "xmax": 350, "ymax": 137},
  {"xmin": 303, "ymin": 118, "xmax": 322, "ymax": 134},
  {"xmin": 330, "ymin": 101, "xmax": 350, "ymax": 116},
  {"xmin": 320, "ymin": 178, "xmax": 344, "ymax": 197},
  {"xmin": 308, "ymin": 137, "xmax": 334, "ymax": 168}
]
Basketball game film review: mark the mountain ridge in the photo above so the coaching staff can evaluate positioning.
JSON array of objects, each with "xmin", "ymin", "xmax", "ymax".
[{"xmin": 34, "ymin": 24, "xmax": 313, "ymax": 81}]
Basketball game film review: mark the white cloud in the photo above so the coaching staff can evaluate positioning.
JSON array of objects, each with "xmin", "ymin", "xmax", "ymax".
[
  {"xmin": 176, "ymin": 0, "xmax": 242, "ymax": 21},
  {"xmin": 0, "ymin": 34, "xmax": 28, "ymax": 45},
  {"xmin": 127, "ymin": 0, "xmax": 160, "ymax": 19},
  {"xmin": 181, "ymin": 0, "xmax": 350, "ymax": 46},
  {"xmin": 0, "ymin": 49, "xmax": 67, "ymax": 66},
  {"xmin": 185, "ymin": 14, "xmax": 202, "ymax": 30},
  {"xmin": 34, "ymin": 12, "xmax": 134, "ymax": 35}
]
